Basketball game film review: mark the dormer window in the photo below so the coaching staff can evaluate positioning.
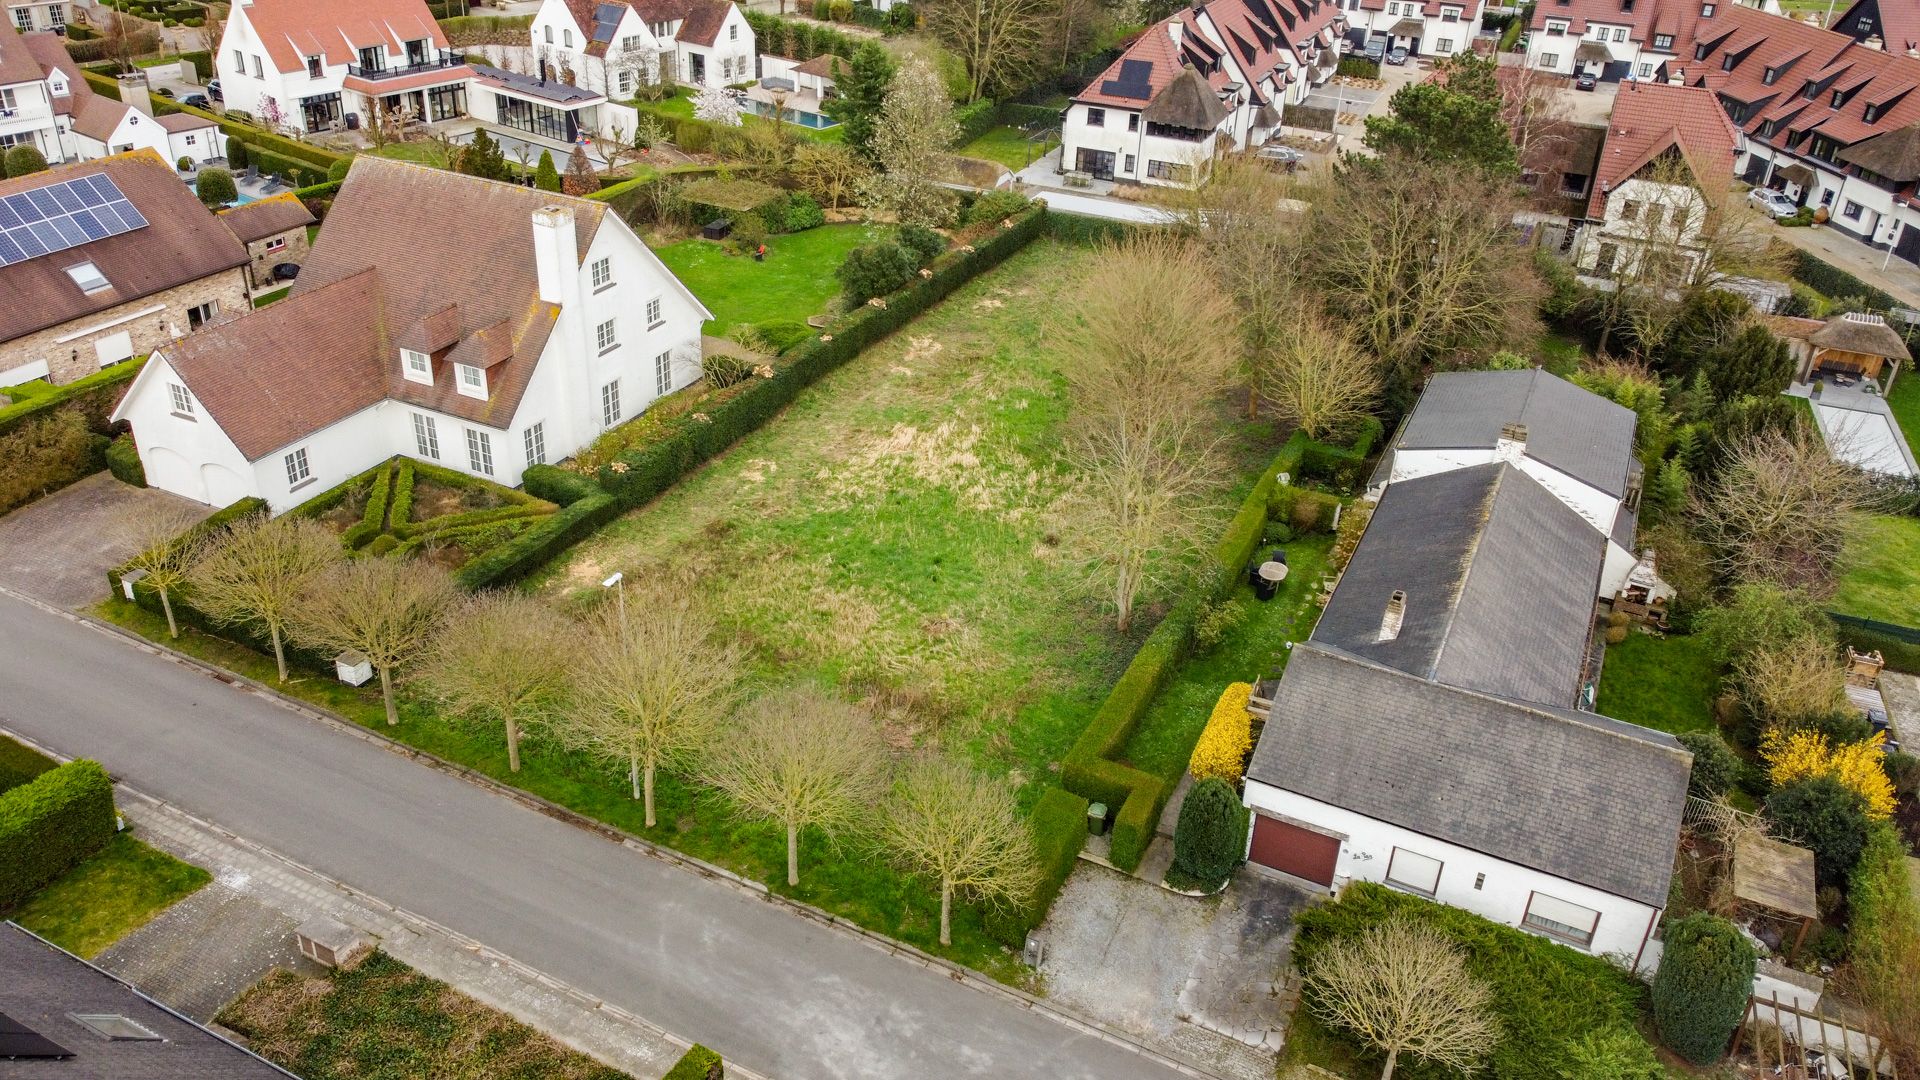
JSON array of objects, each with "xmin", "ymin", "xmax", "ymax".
[
  {"xmin": 1764, "ymin": 66, "xmax": 1777, "ymax": 84},
  {"xmin": 1620, "ymin": 0, "xmax": 1633, "ymax": 11},
  {"xmin": 1701, "ymin": 1, "xmax": 1713, "ymax": 13},
  {"xmin": 65, "ymin": 261, "xmax": 108, "ymax": 293},
  {"xmin": 307, "ymin": 55, "xmax": 322, "ymax": 77},
  {"xmin": 456, "ymin": 363, "xmax": 486, "ymax": 398},
  {"xmin": 402, "ymin": 348, "xmax": 432, "ymax": 384},
  {"xmin": 1654, "ymin": 33, "xmax": 1673, "ymax": 48},
  {"xmin": 1865, "ymin": 103, "xmax": 1880, "ymax": 122},
  {"xmin": 50, "ymin": 76, "xmax": 66, "ymax": 95}
]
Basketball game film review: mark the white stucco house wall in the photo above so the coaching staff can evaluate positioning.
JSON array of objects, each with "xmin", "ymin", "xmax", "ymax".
[
  {"xmin": 1344, "ymin": 0, "xmax": 1487, "ymax": 59},
  {"xmin": 529, "ymin": 0, "xmax": 756, "ymax": 96},
  {"xmin": 115, "ymin": 158, "xmax": 709, "ymax": 512}
]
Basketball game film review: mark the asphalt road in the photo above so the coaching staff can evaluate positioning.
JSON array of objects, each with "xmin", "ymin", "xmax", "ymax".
[{"xmin": 0, "ymin": 594, "xmax": 1185, "ymax": 1080}]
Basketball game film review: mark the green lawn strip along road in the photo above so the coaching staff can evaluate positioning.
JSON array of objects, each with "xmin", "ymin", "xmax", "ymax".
[{"xmin": 9, "ymin": 832, "xmax": 210, "ymax": 958}]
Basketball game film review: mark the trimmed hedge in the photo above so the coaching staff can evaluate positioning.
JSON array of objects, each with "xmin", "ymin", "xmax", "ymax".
[
  {"xmin": 985, "ymin": 786, "xmax": 1087, "ymax": 947},
  {"xmin": 109, "ymin": 495, "xmax": 265, "ymax": 600},
  {"xmin": 1651, "ymin": 912, "xmax": 1756, "ymax": 1065},
  {"xmin": 1785, "ymin": 246, "xmax": 1901, "ymax": 312},
  {"xmin": 663, "ymin": 1044, "xmax": 723, "ymax": 1080},
  {"xmin": 106, "ymin": 433, "xmax": 146, "ymax": 487},
  {"xmin": 1293, "ymin": 882, "xmax": 1653, "ymax": 1080},
  {"xmin": 0, "ymin": 760, "xmax": 117, "ymax": 909},
  {"xmin": 1835, "ymin": 621, "xmax": 1920, "ymax": 674},
  {"xmin": 1170, "ymin": 776, "xmax": 1245, "ymax": 889},
  {"xmin": 0, "ymin": 355, "xmax": 144, "ymax": 438},
  {"xmin": 453, "ymin": 494, "xmax": 622, "ymax": 591},
  {"xmin": 1297, "ymin": 416, "xmax": 1384, "ymax": 490},
  {"xmin": 953, "ymin": 98, "xmax": 997, "ymax": 146},
  {"xmin": 521, "ymin": 463, "xmax": 601, "ymax": 505}
]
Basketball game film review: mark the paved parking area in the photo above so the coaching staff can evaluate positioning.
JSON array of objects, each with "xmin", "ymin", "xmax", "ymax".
[
  {"xmin": 0, "ymin": 472, "xmax": 205, "ymax": 608},
  {"xmin": 1038, "ymin": 863, "xmax": 1316, "ymax": 1080}
]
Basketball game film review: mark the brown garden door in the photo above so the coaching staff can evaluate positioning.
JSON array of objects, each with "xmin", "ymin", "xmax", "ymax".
[{"xmin": 1249, "ymin": 812, "xmax": 1341, "ymax": 886}]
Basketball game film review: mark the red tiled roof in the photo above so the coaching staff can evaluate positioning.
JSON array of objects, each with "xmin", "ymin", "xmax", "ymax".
[
  {"xmin": 1591, "ymin": 80, "xmax": 1741, "ymax": 213},
  {"xmin": 155, "ymin": 112, "xmax": 219, "ymax": 133},
  {"xmin": 1074, "ymin": 0, "xmax": 1336, "ymax": 111},
  {"xmin": 237, "ymin": 0, "xmax": 448, "ymax": 76},
  {"xmin": 341, "ymin": 64, "xmax": 472, "ymax": 94}
]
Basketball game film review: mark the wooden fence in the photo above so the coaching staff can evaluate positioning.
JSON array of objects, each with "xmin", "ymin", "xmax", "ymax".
[{"xmin": 1731, "ymin": 989, "xmax": 1895, "ymax": 1077}]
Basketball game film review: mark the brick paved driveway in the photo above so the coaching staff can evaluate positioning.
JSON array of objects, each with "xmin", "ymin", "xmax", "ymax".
[{"xmin": 0, "ymin": 473, "xmax": 205, "ymax": 608}]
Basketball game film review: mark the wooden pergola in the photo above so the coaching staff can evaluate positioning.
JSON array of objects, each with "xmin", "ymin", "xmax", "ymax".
[{"xmin": 1733, "ymin": 834, "xmax": 1820, "ymax": 964}]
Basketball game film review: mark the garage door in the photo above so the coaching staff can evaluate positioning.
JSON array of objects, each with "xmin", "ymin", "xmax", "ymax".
[{"xmin": 1249, "ymin": 812, "xmax": 1341, "ymax": 886}]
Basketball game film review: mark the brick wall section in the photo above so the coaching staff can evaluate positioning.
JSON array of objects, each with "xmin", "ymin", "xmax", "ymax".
[
  {"xmin": 245, "ymin": 227, "xmax": 311, "ymax": 289},
  {"xmin": 3, "ymin": 270, "xmax": 252, "ymax": 385}
]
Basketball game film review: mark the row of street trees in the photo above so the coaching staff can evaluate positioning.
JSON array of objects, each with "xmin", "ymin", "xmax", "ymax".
[{"xmin": 121, "ymin": 509, "xmax": 1037, "ymax": 946}]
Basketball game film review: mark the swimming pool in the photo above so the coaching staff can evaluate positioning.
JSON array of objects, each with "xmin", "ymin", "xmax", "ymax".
[{"xmin": 740, "ymin": 98, "xmax": 840, "ymax": 129}]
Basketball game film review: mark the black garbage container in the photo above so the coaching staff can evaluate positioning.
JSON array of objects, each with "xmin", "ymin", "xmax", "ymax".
[{"xmin": 701, "ymin": 218, "xmax": 732, "ymax": 240}]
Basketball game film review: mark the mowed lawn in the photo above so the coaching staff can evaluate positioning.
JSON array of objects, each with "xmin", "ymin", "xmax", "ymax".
[
  {"xmin": 1888, "ymin": 371, "xmax": 1920, "ymax": 464},
  {"xmin": 957, "ymin": 126, "xmax": 1054, "ymax": 172},
  {"xmin": 1595, "ymin": 631, "xmax": 1721, "ymax": 735},
  {"xmin": 651, "ymin": 223, "xmax": 872, "ymax": 334},
  {"xmin": 1835, "ymin": 513, "xmax": 1920, "ymax": 626},
  {"xmin": 10, "ymin": 833, "xmax": 210, "ymax": 958}
]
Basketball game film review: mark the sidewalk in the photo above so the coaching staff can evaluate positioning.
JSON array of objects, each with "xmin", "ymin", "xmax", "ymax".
[{"xmin": 1768, "ymin": 221, "xmax": 1920, "ymax": 310}]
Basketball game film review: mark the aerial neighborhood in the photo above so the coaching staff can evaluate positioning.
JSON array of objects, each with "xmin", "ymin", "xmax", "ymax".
[{"xmin": 2, "ymin": 0, "xmax": 1919, "ymax": 1075}]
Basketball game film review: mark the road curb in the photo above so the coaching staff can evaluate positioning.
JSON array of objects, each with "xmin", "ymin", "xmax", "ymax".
[{"xmin": 6, "ymin": 587, "xmax": 1244, "ymax": 1080}]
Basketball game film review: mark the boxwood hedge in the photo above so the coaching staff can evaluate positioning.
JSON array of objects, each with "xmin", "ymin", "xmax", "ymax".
[
  {"xmin": 984, "ymin": 786, "xmax": 1087, "ymax": 948},
  {"xmin": 0, "ymin": 759, "xmax": 116, "ymax": 908}
]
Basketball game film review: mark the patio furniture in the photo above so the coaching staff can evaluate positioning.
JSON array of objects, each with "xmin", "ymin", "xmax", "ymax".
[
  {"xmin": 243, "ymin": 164, "xmax": 259, "ymax": 183},
  {"xmin": 260, "ymin": 175, "xmax": 284, "ymax": 194},
  {"xmin": 1252, "ymin": 560, "xmax": 1288, "ymax": 601}
]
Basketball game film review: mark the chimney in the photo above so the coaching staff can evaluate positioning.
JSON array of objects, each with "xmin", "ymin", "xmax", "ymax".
[
  {"xmin": 117, "ymin": 71, "xmax": 153, "ymax": 118},
  {"xmin": 1495, "ymin": 422, "xmax": 1527, "ymax": 464},
  {"xmin": 1864, "ymin": 33, "xmax": 1884, "ymax": 50},
  {"xmin": 531, "ymin": 205, "xmax": 578, "ymax": 306},
  {"xmin": 1168, "ymin": 19, "xmax": 1184, "ymax": 50},
  {"xmin": 1377, "ymin": 590, "xmax": 1407, "ymax": 643}
]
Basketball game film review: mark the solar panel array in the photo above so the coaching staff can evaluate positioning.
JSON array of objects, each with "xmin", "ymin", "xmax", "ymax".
[{"xmin": 0, "ymin": 173, "xmax": 149, "ymax": 268}]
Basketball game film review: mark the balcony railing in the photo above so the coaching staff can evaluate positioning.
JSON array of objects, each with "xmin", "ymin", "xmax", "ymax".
[{"xmin": 346, "ymin": 52, "xmax": 466, "ymax": 81}]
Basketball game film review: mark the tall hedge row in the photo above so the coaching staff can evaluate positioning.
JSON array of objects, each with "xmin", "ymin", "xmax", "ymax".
[
  {"xmin": 0, "ymin": 355, "xmax": 144, "ymax": 438},
  {"xmin": 983, "ymin": 786, "xmax": 1088, "ymax": 948},
  {"xmin": 0, "ymin": 760, "xmax": 117, "ymax": 908}
]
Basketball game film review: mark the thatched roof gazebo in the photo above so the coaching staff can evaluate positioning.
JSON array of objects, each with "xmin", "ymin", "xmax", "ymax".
[
  {"xmin": 1733, "ymin": 833, "xmax": 1819, "ymax": 963},
  {"xmin": 1806, "ymin": 311, "xmax": 1912, "ymax": 384}
]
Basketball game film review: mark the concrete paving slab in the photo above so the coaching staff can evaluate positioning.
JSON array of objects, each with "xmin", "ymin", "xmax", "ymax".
[
  {"xmin": 96, "ymin": 877, "xmax": 322, "ymax": 1023},
  {"xmin": 0, "ymin": 472, "xmax": 206, "ymax": 608}
]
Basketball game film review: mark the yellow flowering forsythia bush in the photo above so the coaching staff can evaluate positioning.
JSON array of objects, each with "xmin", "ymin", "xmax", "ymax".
[
  {"xmin": 1190, "ymin": 682, "xmax": 1254, "ymax": 785},
  {"xmin": 1762, "ymin": 729, "xmax": 1897, "ymax": 819}
]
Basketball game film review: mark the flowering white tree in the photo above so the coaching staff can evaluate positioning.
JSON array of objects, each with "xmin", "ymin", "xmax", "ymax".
[{"xmin": 693, "ymin": 85, "xmax": 743, "ymax": 126}]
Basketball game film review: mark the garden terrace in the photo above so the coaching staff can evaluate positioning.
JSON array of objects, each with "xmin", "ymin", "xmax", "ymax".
[{"xmin": 289, "ymin": 457, "xmax": 556, "ymax": 570}]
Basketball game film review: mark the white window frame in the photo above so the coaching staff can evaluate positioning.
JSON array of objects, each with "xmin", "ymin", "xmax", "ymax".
[
  {"xmin": 655, "ymin": 350, "xmax": 672, "ymax": 395},
  {"xmin": 1384, "ymin": 847, "xmax": 1443, "ymax": 897},
  {"xmin": 466, "ymin": 427, "xmax": 494, "ymax": 476},
  {"xmin": 264, "ymin": 235, "xmax": 285, "ymax": 252},
  {"xmin": 602, "ymin": 379, "xmax": 621, "ymax": 426},
  {"xmin": 413, "ymin": 412, "xmax": 440, "ymax": 459},
  {"xmin": 284, "ymin": 447, "xmax": 311, "ymax": 488},
  {"xmin": 591, "ymin": 257, "xmax": 612, "ymax": 289},
  {"xmin": 1436, "ymin": 38, "xmax": 1454, "ymax": 52},
  {"xmin": 523, "ymin": 420, "xmax": 546, "ymax": 466},
  {"xmin": 403, "ymin": 348, "xmax": 432, "ymax": 384},
  {"xmin": 645, "ymin": 296, "xmax": 663, "ymax": 328},
  {"xmin": 1522, "ymin": 891, "xmax": 1600, "ymax": 949},
  {"xmin": 168, "ymin": 382, "xmax": 194, "ymax": 417},
  {"xmin": 455, "ymin": 362, "xmax": 486, "ymax": 399},
  {"xmin": 1541, "ymin": 52, "xmax": 1560, "ymax": 66},
  {"xmin": 597, "ymin": 317, "xmax": 618, "ymax": 353}
]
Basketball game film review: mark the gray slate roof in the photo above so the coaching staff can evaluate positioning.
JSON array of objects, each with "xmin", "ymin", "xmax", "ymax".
[
  {"xmin": 1394, "ymin": 369, "xmax": 1639, "ymax": 497},
  {"xmin": 0, "ymin": 923, "xmax": 293, "ymax": 1077},
  {"xmin": 1246, "ymin": 644, "xmax": 1691, "ymax": 907},
  {"xmin": 1312, "ymin": 463, "xmax": 1604, "ymax": 709}
]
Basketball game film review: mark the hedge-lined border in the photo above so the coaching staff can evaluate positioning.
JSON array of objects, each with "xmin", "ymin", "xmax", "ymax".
[
  {"xmin": 0, "ymin": 759, "xmax": 117, "ymax": 909},
  {"xmin": 0, "ymin": 356, "xmax": 143, "ymax": 438},
  {"xmin": 81, "ymin": 69, "xmax": 347, "ymax": 178},
  {"xmin": 983, "ymin": 786, "xmax": 1088, "ymax": 948}
]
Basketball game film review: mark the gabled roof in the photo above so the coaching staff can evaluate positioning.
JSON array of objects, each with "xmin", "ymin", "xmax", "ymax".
[
  {"xmin": 0, "ymin": 151, "xmax": 249, "ymax": 344},
  {"xmin": 1246, "ymin": 642, "xmax": 1691, "ymax": 908},
  {"xmin": 1591, "ymin": 81, "xmax": 1742, "ymax": 214},
  {"xmin": 217, "ymin": 192, "xmax": 317, "ymax": 245},
  {"xmin": 1392, "ymin": 368, "xmax": 1640, "ymax": 498},
  {"xmin": 0, "ymin": 22, "xmax": 44, "ymax": 84},
  {"xmin": 791, "ymin": 52, "xmax": 845, "ymax": 78},
  {"xmin": 235, "ymin": 0, "xmax": 449, "ymax": 75},
  {"xmin": 1313, "ymin": 462, "xmax": 1605, "ymax": 709},
  {"xmin": 1836, "ymin": 0, "xmax": 1920, "ymax": 55},
  {"xmin": 1810, "ymin": 310, "xmax": 1913, "ymax": 358},
  {"xmin": 156, "ymin": 157, "xmax": 606, "ymax": 460}
]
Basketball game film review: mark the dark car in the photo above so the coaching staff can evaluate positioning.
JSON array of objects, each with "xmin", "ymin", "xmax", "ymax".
[
  {"xmin": 181, "ymin": 93, "xmax": 211, "ymax": 109},
  {"xmin": 154, "ymin": 85, "xmax": 175, "ymax": 98},
  {"xmin": 271, "ymin": 262, "xmax": 300, "ymax": 282},
  {"xmin": 1386, "ymin": 46, "xmax": 1410, "ymax": 65},
  {"xmin": 1574, "ymin": 71, "xmax": 1598, "ymax": 90},
  {"xmin": 1363, "ymin": 39, "xmax": 1386, "ymax": 62}
]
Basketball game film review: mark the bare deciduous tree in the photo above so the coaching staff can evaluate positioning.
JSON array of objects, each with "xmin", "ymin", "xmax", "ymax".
[
  {"xmin": 701, "ymin": 685, "xmax": 890, "ymax": 885},
  {"xmin": 417, "ymin": 592, "xmax": 574, "ymax": 773},
  {"xmin": 1260, "ymin": 306, "xmax": 1383, "ymax": 440},
  {"xmin": 291, "ymin": 558, "xmax": 458, "ymax": 725},
  {"xmin": 557, "ymin": 587, "xmax": 738, "ymax": 827},
  {"xmin": 792, "ymin": 142, "xmax": 871, "ymax": 210},
  {"xmin": 879, "ymin": 754, "xmax": 1040, "ymax": 947},
  {"xmin": 1303, "ymin": 915, "xmax": 1501, "ymax": 1080},
  {"xmin": 1733, "ymin": 638, "xmax": 1848, "ymax": 728},
  {"xmin": 921, "ymin": 0, "xmax": 1051, "ymax": 102},
  {"xmin": 1691, "ymin": 429, "xmax": 1883, "ymax": 597},
  {"xmin": 189, "ymin": 514, "xmax": 344, "ymax": 681},
  {"xmin": 119, "ymin": 503, "xmax": 211, "ymax": 639},
  {"xmin": 858, "ymin": 57, "xmax": 958, "ymax": 226},
  {"xmin": 1052, "ymin": 233, "xmax": 1238, "ymax": 631}
]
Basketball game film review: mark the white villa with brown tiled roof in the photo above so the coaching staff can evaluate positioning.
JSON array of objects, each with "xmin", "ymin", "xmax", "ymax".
[
  {"xmin": 1, "ymin": 32, "xmax": 223, "ymax": 168},
  {"xmin": 529, "ymin": 0, "xmax": 756, "ymax": 96},
  {"xmin": 1059, "ymin": 0, "xmax": 1344, "ymax": 187},
  {"xmin": 113, "ymin": 158, "xmax": 710, "ymax": 511}
]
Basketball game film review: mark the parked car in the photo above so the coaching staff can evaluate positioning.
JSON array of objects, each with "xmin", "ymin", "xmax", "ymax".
[
  {"xmin": 271, "ymin": 262, "xmax": 300, "ymax": 282},
  {"xmin": 1363, "ymin": 39, "xmax": 1386, "ymax": 62},
  {"xmin": 181, "ymin": 93, "xmax": 210, "ymax": 109},
  {"xmin": 1256, "ymin": 144, "xmax": 1305, "ymax": 171},
  {"xmin": 1386, "ymin": 46, "xmax": 1410, "ymax": 65},
  {"xmin": 1748, "ymin": 188, "xmax": 1798, "ymax": 220},
  {"xmin": 1574, "ymin": 72, "xmax": 1598, "ymax": 90},
  {"xmin": 206, "ymin": 79, "xmax": 222, "ymax": 101}
]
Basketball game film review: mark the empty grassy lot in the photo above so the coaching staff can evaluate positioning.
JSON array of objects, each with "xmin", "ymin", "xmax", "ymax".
[
  {"xmin": 651, "ymin": 223, "xmax": 872, "ymax": 334},
  {"xmin": 957, "ymin": 126, "xmax": 1054, "ymax": 172},
  {"xmin": 1835, "ymin": 513, "xmax": 1920, "ymax": 627}
]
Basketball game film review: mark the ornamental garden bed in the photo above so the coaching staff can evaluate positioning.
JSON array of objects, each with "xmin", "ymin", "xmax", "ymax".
[{"xmin": 291, "ymin": 457, "xmax": 556, "ymax": 571}]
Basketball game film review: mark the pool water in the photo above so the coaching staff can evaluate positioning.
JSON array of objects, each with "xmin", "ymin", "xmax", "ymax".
[{"xmin": 740, "ymin": 98, "xmax": 840, "ymax": 129}]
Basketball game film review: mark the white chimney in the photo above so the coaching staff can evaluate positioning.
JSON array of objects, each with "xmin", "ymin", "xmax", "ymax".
[
  {"xmin": 1377, "ymin": 590, "xmax": 1407, "ymax": 642},
  {"xmin": 1864, "ymin": 33, "xmax": 1885, "ymax": 50},
  {"xmin": 1495, "ymin": 422, "xmax": 1528, "ymax": 465},
  {"xmin": 1168, "ymin": 20, "xmax": 1184, "ymax": 50},
  {"xmin": 117, "ymin": 71, "xmax": 153, "ymax": 118},
  {"xmin": 530, "ymin": 205, "xmax": 578, "ymax": 306}
]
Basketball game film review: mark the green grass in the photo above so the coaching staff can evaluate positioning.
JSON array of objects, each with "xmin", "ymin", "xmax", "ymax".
[
  {"xmin": 217, "ymin": 951, "xmax": 627, "ymax": 1080},
  {"xmin": 1835, "ymin": 514, "xmax": 1920, "ymax": 627},
  {"xmin": 252, "ymin": 286, "xmax": 290, "ymax": 308},
  {"xmin": 1534, "ymin": 331, "xmax": 1586, "ymax": 376},
  {"xmin": 1122, "ymin": 534, "xmax": 1335, "ymax": 782},
  {"xmin": 957, "ymin": 126, "xmax": 1054, "ymax": 172},
  {"xmin": 651, "ymin": 222, "xmax": 873, "ymax": 334},
  {"xmin": 9, "ymin": 832, "xmax": 211, "ymax": 958},
  {"xmin": 0, "ymin": 732, "xmax": 56, "ymax": 793},
  {"xmin": 1887, "ymin": 371, "xmax": 1920, "ymax": 464},
  {"xmin": 364, "ymin": 141, "xmax": 456, "ymax": 168},
  {"xmin": 1595, "ymin": 631, "xmax": 1721, "ymax": 735},
  {"xmin": 638, "ymin": 91, "xmax": 844, "ymax": 144}
]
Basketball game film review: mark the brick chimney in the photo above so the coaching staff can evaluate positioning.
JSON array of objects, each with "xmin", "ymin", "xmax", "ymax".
[{"xmin": 1495, "ymin": 422, "xmax": 1528, "ymax": 465}]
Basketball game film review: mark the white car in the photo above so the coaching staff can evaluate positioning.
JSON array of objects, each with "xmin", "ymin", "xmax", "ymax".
[{"xmin": 1748, "ymin": 188, "xmax": 1798, "ymax": 219}]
